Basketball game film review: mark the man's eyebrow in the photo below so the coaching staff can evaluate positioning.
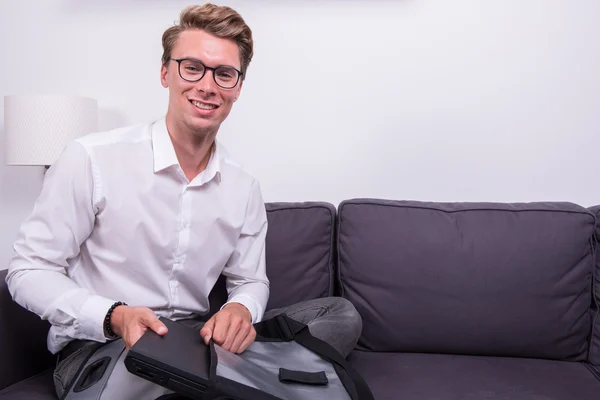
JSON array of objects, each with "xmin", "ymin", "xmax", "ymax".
[
  {"xmin": 179, "ymin": 56, "xmax": 239, "ymax": 70},
  {"xmin": 179, "ymin": 56, "xmax": 203, "ymax": 63}
]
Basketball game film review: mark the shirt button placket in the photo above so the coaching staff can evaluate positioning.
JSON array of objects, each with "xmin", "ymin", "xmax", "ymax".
[{"xmin": 171, "ymin": 184, "xmax": 191, "ymax": 309}]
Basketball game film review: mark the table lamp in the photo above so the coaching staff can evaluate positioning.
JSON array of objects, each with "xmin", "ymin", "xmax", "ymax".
[{"xmin": 4, "ymin": 94, "xmax": 98, "ymax": 169}]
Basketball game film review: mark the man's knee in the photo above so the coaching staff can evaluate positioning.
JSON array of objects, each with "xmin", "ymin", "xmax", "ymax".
[{"xmin": 331, "ymin": 297, "xmax": 363, "ymax": 339}]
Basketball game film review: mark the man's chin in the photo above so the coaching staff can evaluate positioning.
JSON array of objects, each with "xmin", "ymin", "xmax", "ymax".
[{"xmin": 186, "ymin": 117, "xmax": 219, "ymax": 136}]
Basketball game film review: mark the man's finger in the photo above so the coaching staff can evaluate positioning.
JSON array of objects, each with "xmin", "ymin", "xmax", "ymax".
[
  {"xmin": 229, "ymin": 322, "xmax": 250, "ymax": 354},
  {"xmin": 237, "ymin": 326, "xmax": 257, "ymax": 354},
  {"xmin": 141, "ymin": 311, "xmax": 168, "ymax": 336},
  {"xmin": 200, "ymin": 317, "xmax": 216, "ymax": 345},
  {"xmin": 126, "ymin": 325, "xmax": 145, "ymax": 350},
  {"xmin": 221, "ymin": 317, "xmax": 242, "ymax": 351},
  {"xmin": 212, "ymin": 313, "xmax": 230, "ymax": 346}
]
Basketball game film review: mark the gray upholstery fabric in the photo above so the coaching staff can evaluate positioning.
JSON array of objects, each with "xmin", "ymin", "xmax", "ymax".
[
  {"xmin": 348, "ymin": 351, "xmax": 600, "ymax": 400},
  {"xmin": 337, "ymin": 199, "xmax": 595, "ymax": 360},
  {"xmin": 263, "ymin": 202, "xmax": 336, "ymax": 311},
  {"xmin": 589, "ymin": 205, "xmax": 600, "ymax": 366},
  {"xmin": 0, "ymin": 369, "xmax": 56, "ymax": 399},
  {"xmin": 0, "ymin": 269, "xmax": 55, "ymax": 391}
]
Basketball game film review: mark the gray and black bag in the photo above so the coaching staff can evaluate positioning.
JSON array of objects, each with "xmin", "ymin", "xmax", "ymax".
[{"xmin": 60, "ymin": 314, "xmax": 374, "ymax": 400}]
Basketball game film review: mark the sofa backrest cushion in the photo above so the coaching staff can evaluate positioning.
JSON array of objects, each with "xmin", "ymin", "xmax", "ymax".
[
  {"xmin": 207, "ymin": 202, "xmax": 337, "ymax": 317},
  {"xmin": 589, "ymin": 205, "xmax": 600, "ymax": 366},
  {"xmin": 337, "ymin": 199, "xmax": 595, "ymax": 361},
  {"xmin": 263, "ymin": 202, "xmax": 336, "ymax": 311},
  {"xmin": 0, "ymin": 269, "xmax": 55, "ymax": 390}
]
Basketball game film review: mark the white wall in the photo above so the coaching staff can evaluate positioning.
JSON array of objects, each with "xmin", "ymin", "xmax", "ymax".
[{"xmin": 1, "ymin": 0, "xmax": 599, "ymax": 269}]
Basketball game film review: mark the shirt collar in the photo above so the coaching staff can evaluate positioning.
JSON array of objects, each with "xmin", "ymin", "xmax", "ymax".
[
  {"xmin": 151, "ymin": 117, "xmax": 223, "ymax": 184},
  {"xmin": 194, "ymin": 141, "xmax": 222, "ymax": 186},
  {"xmin": 152, "ymin": 117, "xmax": 179, "ymax": 173}
]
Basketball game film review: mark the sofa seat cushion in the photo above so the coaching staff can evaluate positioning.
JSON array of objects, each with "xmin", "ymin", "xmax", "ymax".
[
  {"xmin": 0, "ymin": 369, "xmax": 56, "ymax": 399},
  {"xmin": 348, "ymin": 351, "xmax": 600, "ymax": 400}
]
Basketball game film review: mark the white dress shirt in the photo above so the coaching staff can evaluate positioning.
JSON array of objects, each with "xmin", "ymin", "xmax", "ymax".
[{"xmin": 6, "ymin": 117, "xmax": 270, "ymax": 354}]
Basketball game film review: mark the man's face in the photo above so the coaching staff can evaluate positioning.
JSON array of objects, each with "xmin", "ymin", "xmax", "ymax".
[{"xmin": 161, "ymin": 29, "xmax": 243, "ymax": 135}]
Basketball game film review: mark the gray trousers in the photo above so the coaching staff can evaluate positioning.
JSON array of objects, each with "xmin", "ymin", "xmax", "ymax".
[{"xmin": 53, "ymin": 297, "xmax": 362, "ymax": 400}]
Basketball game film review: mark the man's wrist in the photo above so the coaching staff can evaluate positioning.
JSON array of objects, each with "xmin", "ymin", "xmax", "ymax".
[
  {"xmin": 223, "ymin": 302, "xmax": 252, "ymax": 322},
  {"xmin": 221, "ymin": 295, "xmax": 261, "ymax": 323},
  {"xmin": 105, "ymin": 301, "xmax": 127, "ymax": 339}
]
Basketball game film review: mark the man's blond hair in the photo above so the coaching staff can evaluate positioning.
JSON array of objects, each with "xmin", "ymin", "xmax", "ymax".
[{"xmin": 162, "ymin": 3, "xmax": 253, "ymax": 78}]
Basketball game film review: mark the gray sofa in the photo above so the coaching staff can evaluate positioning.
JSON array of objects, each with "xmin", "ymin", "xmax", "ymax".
[{"xmin": 1, "ymin": 199, "xmax": 599, "ymax": 399}]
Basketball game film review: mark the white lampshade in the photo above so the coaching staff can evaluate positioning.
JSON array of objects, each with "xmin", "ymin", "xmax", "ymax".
[{"xmin": 4, "ymin": 94, "xmax": 98, "ymax": 166}]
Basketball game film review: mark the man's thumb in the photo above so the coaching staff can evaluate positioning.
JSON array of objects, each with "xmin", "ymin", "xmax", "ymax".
[
  {"xmin": 200, "ymin": 318, "xmax": 215, "ymax": 345},
  {"xmin": 144, "ymin": 313, "xmax": 168, "ymax": 336}
]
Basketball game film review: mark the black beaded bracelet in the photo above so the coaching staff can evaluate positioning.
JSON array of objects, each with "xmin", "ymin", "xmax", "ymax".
[{"xmin": 104, "ymin": 301, "xmax": 127, "ymax": 339}]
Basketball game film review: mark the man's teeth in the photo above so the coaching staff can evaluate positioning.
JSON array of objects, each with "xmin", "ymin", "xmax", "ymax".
[{"xmin": 192, "ymin": 101, "xmax": 217, "ymax": 110}]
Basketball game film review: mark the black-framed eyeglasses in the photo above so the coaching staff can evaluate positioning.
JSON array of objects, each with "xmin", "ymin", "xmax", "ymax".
[{"xmin": 170, "ymin": 58, "xmax": 242, "ymax": 89}]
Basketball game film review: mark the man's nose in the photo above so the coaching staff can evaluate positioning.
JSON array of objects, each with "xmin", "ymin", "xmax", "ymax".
[{"xmin": 195, "ymin": 69, "xmax": 218, "ymax": 94}]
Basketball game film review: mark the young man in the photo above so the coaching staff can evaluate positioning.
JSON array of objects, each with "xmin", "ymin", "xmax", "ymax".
[{"xmin": 6, "ymin": 3, "xmax": 362, "ymax": 399}]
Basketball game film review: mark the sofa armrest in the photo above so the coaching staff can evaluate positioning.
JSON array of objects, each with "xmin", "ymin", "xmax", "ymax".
[{"xmin": 0, "ymin": 269, "xmax": 55, "ymax": 390}]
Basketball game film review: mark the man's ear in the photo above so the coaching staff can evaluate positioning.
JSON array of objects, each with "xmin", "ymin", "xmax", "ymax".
[{"xmin": 160, "ymin": 64, "xmax": 169, "ymax": 88}]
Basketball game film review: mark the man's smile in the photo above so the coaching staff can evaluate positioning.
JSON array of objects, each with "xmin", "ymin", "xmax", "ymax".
[{"xmin": 190, "ymin": 99, "xmax": 219, "ymax": 111}]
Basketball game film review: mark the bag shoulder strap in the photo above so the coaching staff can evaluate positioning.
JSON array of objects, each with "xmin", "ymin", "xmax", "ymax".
[
  {"xmin": 254, "ymin": 314, "xmax": 374, "ymax": 400},
  {"xmin": 254, "ymin": 313, "xmax": 304, "ymax": 341}
]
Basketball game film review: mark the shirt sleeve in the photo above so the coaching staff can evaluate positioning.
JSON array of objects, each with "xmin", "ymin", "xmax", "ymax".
[
  {"xmin": 221, "ymin": 179, "xmax": 270, "ymax": 324},
  {"xmin": 5, "ymin": 141, "xmax": 117, "ymax": 350}
]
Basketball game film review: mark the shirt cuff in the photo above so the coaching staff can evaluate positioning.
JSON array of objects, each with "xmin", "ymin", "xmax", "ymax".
[
  {"xmin": 222, "ymin": 294, "xmax": 263, "ymax": 324},
  {"xmin": 78, "ymin": 294, "xmax": 118, "ymax": 341}
]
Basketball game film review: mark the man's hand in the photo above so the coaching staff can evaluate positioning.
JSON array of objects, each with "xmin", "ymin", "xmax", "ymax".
[
  {"xmin": 110, "ymin": 305, "xmax": 168, "ymax": 349},
  {"xmin": 200, "ymin": 303, "xmax": 256, "ymax": 354}
]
